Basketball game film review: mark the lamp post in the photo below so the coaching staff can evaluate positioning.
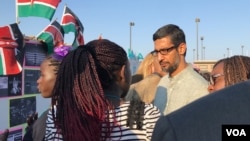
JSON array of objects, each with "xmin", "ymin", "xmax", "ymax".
[
  {"xmin": 241, "ymin": 45, "xmax": 244, "ymax": 55},
  {"xmin": 227, "ymin": 48, "xmax": 230, "ymax": 57},
  {"xmin": 129, "ymin": 22, "xmax": 135, "ymax": 50},
  {"xmin": 200, "ymin": 36, "xmax": 204, "ymax": 59},
  {"xmin": 195, "ymin": 18, "xmax": 200, "ymax": 60},
  {"xmin": 193, "ymin": 49, "xmax": 196, "ymax": 62},
  {"xmin": 203, "ymin": 46, "xmax": 206, "ymax": 60}
]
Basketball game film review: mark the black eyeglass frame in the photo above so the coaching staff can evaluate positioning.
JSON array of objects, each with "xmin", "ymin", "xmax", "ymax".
[{"xmin": 150, "ymin": 45, "xmax": 178, "ymax": 56}]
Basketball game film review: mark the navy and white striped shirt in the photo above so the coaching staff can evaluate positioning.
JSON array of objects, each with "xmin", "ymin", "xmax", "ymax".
[{"xmin": 44, "ymin": 101, "xmax": 160, "ymax": 141}]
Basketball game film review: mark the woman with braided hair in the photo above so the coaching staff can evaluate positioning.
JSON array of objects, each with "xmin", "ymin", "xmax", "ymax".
[
  {"xmin": 208, "ymin": 55, "xmax": 250, "ymax": 93},
  {"xmin": 23, "ymin": 45, "xmax": 71, "ymax": 141},
  {"xmin": 44, "ymin": 39, "xmax": 160, "ymax": 141}
]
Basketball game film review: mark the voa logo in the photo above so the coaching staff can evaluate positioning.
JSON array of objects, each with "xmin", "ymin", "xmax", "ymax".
[{"xmin": 226, "ymin": 129, "xmax": 247, "ymax": 136}]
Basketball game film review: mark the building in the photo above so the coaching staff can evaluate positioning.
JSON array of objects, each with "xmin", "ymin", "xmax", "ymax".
[{"xmin": 193, "ymin": 60, "xmax": 217, "ymax": 73}]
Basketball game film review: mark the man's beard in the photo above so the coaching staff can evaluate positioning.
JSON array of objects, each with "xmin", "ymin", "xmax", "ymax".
[
  {"xmin": 161, "ymin": 59, "xmax": 179, "ymax": 76},
  {"xmin": 167, "ymin": 64, "xmax": 178, "ymax": 75}
]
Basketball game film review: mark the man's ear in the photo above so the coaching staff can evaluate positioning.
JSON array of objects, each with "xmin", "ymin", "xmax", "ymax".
[{"xmin": 178, "ymin": 43, "xmax": 187, "ymax": 55}]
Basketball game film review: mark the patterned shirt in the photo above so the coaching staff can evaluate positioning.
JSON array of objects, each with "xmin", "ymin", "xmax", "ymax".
[
  {"xmin": 44, "ymin": 106, "xmax": 63, "ymax": 141},
  {"xmin": 44, "ymin": 101, "xmax": 160, "ymax": 141}
]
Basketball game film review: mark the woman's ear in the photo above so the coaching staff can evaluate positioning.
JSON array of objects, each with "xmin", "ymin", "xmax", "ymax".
[
  {"xmin": 118, "ymin": 65, "xmax": 126, "ymax": 82},
  {"xmin": 117, "ymin": 63, "xmax": 131, "ymax": 83}
]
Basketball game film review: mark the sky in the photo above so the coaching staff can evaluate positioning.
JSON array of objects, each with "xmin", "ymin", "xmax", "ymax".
[{"xmin": 0, "ymin": 0, "xmax": 250, "ymax": 63}]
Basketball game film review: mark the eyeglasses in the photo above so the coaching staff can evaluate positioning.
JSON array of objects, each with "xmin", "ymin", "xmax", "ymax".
[
  {"xmin": 150, "ymin": 45, "xmax": 178, "ymax": 56},
  {"xmin": 209, "ymin": 73, "xmax": 224, "ymax": 86}
]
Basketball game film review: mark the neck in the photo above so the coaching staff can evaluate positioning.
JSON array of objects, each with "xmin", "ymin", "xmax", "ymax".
[
  {"xmin": 104, "ymin": 93, "xmax": 123, "ymax": 108},
  {"xmin": 104, "ymin": 85, "xmax": 124, "ymax": 107}
]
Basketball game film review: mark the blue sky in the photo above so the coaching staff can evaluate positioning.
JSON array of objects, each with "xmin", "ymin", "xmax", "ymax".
[{"xmin": 1, "ymin": 0, "xmax": 250, "ymax": 62}]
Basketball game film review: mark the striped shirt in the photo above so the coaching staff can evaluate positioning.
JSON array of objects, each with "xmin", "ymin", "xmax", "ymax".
[
  {"xmin": 44, "ymin": 106, "xmax": 63, "ymax": 141},
  {"xmin": 44, "ymin": 101, "xmax": 160, "ymax": 141},
  {"xmin": 103, "ymin": 101, "xmax": 161, "ymax": 141}
]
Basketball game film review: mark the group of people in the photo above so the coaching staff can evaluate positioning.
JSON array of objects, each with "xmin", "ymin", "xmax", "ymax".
[{"xmin": 1, "ymin": 23, "xmax": 250, "ymax": 141}]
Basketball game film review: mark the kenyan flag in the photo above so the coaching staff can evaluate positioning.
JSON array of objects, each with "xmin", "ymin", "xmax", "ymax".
[
  {"xmin": 17, "ymin": 0, "xmax": 61, "ymax": 20},
  {"xmin": 36, "ymin": 20, "xmax": 64, "ymax": 54},
  {"xmin": 0, "ymin": 23, "xmax": 23, "ymax": 75},
  {"xmin": 61, "ymin": 6, "xmax": 84, "ymax": 48}
]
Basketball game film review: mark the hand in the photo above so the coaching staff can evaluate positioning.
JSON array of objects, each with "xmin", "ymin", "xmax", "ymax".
[{"xmin": 0, "ymin": 129, "xmax": 9, "ymax": 141}]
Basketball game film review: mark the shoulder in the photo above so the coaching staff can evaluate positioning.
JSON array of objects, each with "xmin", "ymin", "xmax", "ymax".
[
  {"xmin": 33, "ymin": 109, "xmax": 49, "ymax": 128},
  {"xmin": 151, "ymin": 116, "xmax": 177, "ymax": 141},
  {"xmin": 184, "ymin": 66, "xmax": 208, "ymax": 87}
]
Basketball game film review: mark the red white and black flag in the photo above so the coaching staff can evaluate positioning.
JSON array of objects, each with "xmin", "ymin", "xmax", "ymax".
[
  {"xmin": 0, "ymin": 23, "xmax": 24, "ymax": 75},
  {"xmin": 17, "ymin": 0, "xmax": 61, "ymax": 21},
  {"xmin": 61, "ymin": 6, "xmax": 84, "ymax": 48},
  {"xmin": 36, "ymin": 20, "xmax": 64, "ymax": 54}
]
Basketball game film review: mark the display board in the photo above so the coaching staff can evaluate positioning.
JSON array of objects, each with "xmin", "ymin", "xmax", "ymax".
[{"xmin": 0, "ymin": 39, "xmax": 50, "ymax": 140}]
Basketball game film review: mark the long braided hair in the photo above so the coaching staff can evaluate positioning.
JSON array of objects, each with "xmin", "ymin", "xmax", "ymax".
[
  {"xmin": 223, "ymin": 55, "xmax": 250, "ymax": 86},
  {"xmin": 51, "ymin": 39, "xmax": 128, "ymax": 141}
]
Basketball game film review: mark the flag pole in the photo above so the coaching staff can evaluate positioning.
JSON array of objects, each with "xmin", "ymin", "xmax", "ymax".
[
  {"xmin": 61, "ymin": 5, "xmax": 67, "ymax": 24},
  {"xmin": 15, "ymin": 0, "xmax": 20, "ymax": 24}
]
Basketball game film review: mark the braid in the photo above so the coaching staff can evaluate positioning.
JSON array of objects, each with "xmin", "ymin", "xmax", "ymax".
[
  {"xmin": 223, "ymin": 55, "xmax": 250, "ymax": 86},
  {"xmin": 213, "ymin": 58, "xmax": 225, "ymax": 69},
  {"xmin": 45, "ymin": 56, "xmax": 61, "ymax": 74},
  {"xmin": 51, "ymin": 39, "xmax": 128, "ymax": 141},
  {"xmin": 126, "ymin": 92, "xmax": 145, "ymax": 130},
  {"xmin": 242, "ymin": 56, "xmax": 250, "ymax": 79},
  {"xmin": 86, "ymin": 39, "xmax": 128, "ymax": 89}
]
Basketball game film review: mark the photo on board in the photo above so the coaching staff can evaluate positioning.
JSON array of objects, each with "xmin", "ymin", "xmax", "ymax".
[
  {"xmin": 9, "ymin": 96, "xmax": 36, "ymax": 127},
  {"xmin": 24, "ymin": 69, "xmax": 40, "ymax": 94},
  {"xmin": 24, "ymin": 42, "xmax": 47, "ymax": 67},
  {"xmin": 8, "ymin": 73, "xmax": 22, "ymax": 97},
  {"xmin": 0, "ymin": 76, "xmax": 8, "ymax": 97},
  {"xmin": 7, "ymin": 128, "xmax": 23, "ymax": 141}
]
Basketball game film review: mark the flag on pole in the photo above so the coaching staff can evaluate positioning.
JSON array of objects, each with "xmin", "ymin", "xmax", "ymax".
[
  {"xmin": 36, "ymin": 20, "xmax": 64, "ymax": 54},
  {"xmin": 128, "ymin": 48, "xmax": 136, "ymax": 60},
  {"xmin": 0, "ymin": 23, "xmax": 23, "ymax": 75},
  {"xmin": 137, "ymin": 53, "xmax": 144, "ymax": 60},
  {"xmin": 16, "ymin": 0, "xmax": 61, "ymax": 21},
  {"xmin": 61, "ymin": 6, "xmax": 84, "ymax": 48}
]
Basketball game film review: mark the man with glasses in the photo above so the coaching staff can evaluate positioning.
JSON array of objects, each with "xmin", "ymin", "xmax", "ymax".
[{"xmin": 151, "ymin": 24, "xmax": 209, "ymax": 115}]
